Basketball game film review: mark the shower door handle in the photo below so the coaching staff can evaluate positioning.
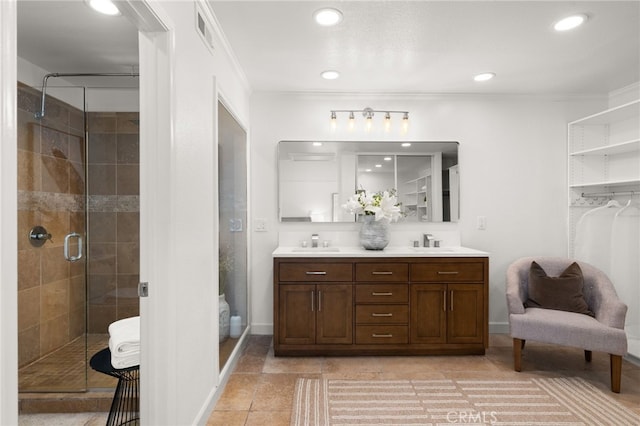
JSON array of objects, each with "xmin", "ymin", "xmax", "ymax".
[{"xmin": 64, "ymin": 232, "xmax": 83, "ymax": 262}]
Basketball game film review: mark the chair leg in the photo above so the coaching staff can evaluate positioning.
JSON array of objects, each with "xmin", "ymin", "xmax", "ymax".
[
  {"xmin": 513, "ymin": 338, "xmax": 523, "ymax": 372},
  {"xmin": 584, "ymin": 350, "xmax": 592, "ymax": 362},
  {"xmin": 610, "ymin": 354, "xmax": 622, "ymax": 393}
]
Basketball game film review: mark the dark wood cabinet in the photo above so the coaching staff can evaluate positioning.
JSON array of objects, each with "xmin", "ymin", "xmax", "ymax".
[{"xmin": 274, "ymin": 256, "xmax": 488, "ymax": 356}]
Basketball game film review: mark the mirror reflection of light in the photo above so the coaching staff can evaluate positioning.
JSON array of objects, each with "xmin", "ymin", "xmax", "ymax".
[
  {"xmin": 384, "ymin": 157, "xmax": 392, "ymax": 161},
  {"xmin": 375, "ymin": 164, "xmax": 382, "ymax": 168},
  {"xmin": 313, "ymin": 142, "xmax": 322, "ymax": 146}
]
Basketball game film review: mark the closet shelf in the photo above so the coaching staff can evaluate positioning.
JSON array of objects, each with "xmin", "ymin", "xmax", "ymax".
[
  {"xmin": 569, "ymin": 99, "xmax": 640, "ymax": 126},
  {"xmin": 569, "ymin": 139, "xmax": 640, "ymax": 156},
  {"xmin": 570, "ymin": 179, "xmax": 640, "ymax": 190}
]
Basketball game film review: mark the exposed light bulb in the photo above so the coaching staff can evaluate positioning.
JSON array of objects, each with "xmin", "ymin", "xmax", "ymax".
[
  {"xmin": 330, "ymin": 111, "xmax": 337, "ymax": 131},
  {"xmin": 348, "ymin": 111, "xmax": 355, "ymax": 131},
  {"xmin": 384, "ymin": 112, "xmax": 391, "ymax": 132},
  {"xmin": 402, "ymin": 112, "xmax": 409, "ymax": 134},
  {"xmin": 365, "ymin": 116, "xmax": 373, "ymax": 132}
]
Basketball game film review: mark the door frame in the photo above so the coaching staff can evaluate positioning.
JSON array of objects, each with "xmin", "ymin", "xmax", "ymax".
[{"xmin": 0, "ymin": 1, "xmax": 174, "ymax": 423}]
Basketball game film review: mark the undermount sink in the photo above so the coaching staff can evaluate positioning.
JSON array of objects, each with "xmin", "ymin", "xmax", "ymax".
[
  {"xmin": 291, "ymin": 247, "xmax": 341, "ymax": 253},
  {"xmin": 411, "ymin": 247, "xmax": 456, "ymax": 253}
]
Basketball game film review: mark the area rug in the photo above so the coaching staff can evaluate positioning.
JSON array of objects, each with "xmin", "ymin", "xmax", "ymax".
[{"xmin": 291, "ymin": 377, "xmax": 638, "ymax": 425}]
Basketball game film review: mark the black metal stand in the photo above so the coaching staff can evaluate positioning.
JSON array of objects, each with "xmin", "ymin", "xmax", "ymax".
[{"xmin": 90, "ymin": 348, "xmax": 139, "ymax": 426}]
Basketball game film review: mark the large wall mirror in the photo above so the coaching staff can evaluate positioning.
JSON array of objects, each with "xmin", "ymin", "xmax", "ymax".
[{"xmin": 278, "ymin": 141, "xmax": 459, "ymax": 223}]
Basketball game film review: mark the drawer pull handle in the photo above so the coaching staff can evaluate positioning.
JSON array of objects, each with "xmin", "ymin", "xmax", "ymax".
[
  {"xmin": 371, "ymin": 313, "xmax": 393, "ymax": 317},
  {"xmin": 372, "ymin": 333, "xmax": 393, "ymax": 338},
  {"xmin": 306, "ymin": 271, "xmax": 327, "ymax": 275},
  {"xmin": 311, "ymin": 291, "xmax": 314, "ymax": 311},
  {"xmin": 371, "ymin": 271, "xmax": 393, "ymax": 275},
  {"xmin": 438, "ymin": 271, "xmax": 459, "ymax": 275},
  {"xmin": 371, "ymin": 292, "xmax": 393, "ymax": 296}
]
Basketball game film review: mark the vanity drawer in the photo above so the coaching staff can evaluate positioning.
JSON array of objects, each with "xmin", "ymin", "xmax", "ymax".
[
  {"xmin": 411, "ymin": 262, "xmax": 484, "ymax": 282},
  {"xmin": 356, "ymin": 305, "xmax": 409, "ymax": 324},
  {"xmin": 355, "ymin": 263, "xmax": 408, "ymax": 282},
  {"xmin": 356, "ymin": 325, "xmax": 408, "ymax": 344},
  {"xmin": 279, "ymin": 263, "xmax": 353, "ymax": 282},
  {"xmin": 355, "ymin": 284, "xmax": 409, "ymax": 303}
]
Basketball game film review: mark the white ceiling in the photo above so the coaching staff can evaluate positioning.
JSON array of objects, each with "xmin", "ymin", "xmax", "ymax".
[{"xmin": 16, "ymin": 1, "xmax": 640, "ymax": 95}]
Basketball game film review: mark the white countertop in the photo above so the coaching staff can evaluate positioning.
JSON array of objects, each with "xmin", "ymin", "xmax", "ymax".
[{"xmin": 272, "ymin": 246, "xmax": 489, "ymax": 258}]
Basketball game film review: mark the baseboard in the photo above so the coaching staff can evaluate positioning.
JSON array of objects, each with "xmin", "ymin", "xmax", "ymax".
[
  {"xmin": 193, "ymin": 329, "xmax": 250, "ymax": 425},
  {"xmin": 250, "ymin": 323, "xmax": 274, "ymax": 335},
  {"xmin": 489, "ymin": 322, "xmax": 509, "ymax": 334}
]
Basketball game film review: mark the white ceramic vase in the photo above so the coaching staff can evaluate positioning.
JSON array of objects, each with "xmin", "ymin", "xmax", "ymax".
[{"xmin": 219, "ymin": 294, "xmax": 230, "ymax": 342}]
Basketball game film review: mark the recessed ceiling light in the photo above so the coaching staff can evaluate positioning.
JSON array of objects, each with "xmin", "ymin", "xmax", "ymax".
[
  {"xmin": 312, "ymin": 142, "xmax": 323, "ymax": 146},
  {"xmin": 384, "ymin": 157, "xmax": 392, "ymax": 161},
  {"xmin": 474, "ymin": 72, "xmax": 495, "ymax": 82},
  {"xmin": 375, "ymin": 164, "xmax": 382, "ymax": 168},
  {"xmin": 313, "ymin": 8, "xmax": 343, "ymax": 26},
  {"xmin": 401, "ymin": 143, "xmax": 411, "ymax": 147},
  {"xmin": 86, "ymin": 0, "xmax": 121, "ymax": 16},
  {"xmin": 554, "ymin": 14, "xmax": 588, "ymax": 31},
  {"xmin": 321, "ymin": 70, "xmax": 340, "ymax": 80}
]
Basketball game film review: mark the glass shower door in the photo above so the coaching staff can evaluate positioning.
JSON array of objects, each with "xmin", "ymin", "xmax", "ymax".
[
  {"xmin": 17, "ymin": 83, "xmax": 88, "ymax": 391},
  {"xmin": 218, "ymin": 101, "xmax": 248, "ymax": 369}
]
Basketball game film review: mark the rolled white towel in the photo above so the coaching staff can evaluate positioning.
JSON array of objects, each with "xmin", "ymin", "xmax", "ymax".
[
  {"xmin": 108, "ymin": 316, "xmax": 140, "ymax": 355},
  {"xmin": 109, "ymin": 337, "xmax": 140, "ymax": 369}
]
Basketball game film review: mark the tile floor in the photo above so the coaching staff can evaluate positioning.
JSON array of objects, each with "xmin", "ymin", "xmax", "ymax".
[
  {"xmin": 206, "ymin": 334, "xmax": 640, "ymax": 425},
  {"xmin": 18, "ymin": 334, "xmax": 640, "ymax": 425}
]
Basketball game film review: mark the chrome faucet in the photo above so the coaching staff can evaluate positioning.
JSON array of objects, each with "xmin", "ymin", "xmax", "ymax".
[
  {"xmin": 423, "ymin": 233, "xmax": 434, "ymax": 247},
  {"xmin": 311, "ymin": 234, "xmax": 319, "ymax": 248}
]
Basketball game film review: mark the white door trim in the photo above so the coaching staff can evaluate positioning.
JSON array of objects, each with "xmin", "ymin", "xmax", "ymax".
[{"xmin": 0, "ymin": 0, "xmax": 18, "ymax": 423}]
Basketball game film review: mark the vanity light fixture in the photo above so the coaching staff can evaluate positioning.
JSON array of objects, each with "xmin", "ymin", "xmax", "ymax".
[
  {"xmin": 473, "ymin": 72, "xmax": 495, "ymax": 82},
  {"xmin": 330, "ymin": 107, "xmax": 410, "ymax": 132},
  {"xmin": 86, "ymin": 0, "xmax": 121, "ymax": 16},
  {"xmin": 313, "ymin": 8, "xmax": 343, "ymax": 26},
  {"xmin": 554, "ymin": 14, "xmax": 588, "ymax": 31}
]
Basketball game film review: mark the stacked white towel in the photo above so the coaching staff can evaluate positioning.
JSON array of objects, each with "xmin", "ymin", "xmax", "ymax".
[{"xmin": 108, "ymin": 316, "xmax": 140, "ymax": 369}]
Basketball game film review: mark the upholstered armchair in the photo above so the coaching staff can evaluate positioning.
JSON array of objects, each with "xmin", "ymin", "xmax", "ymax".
[{"xmin": 506, "ymin": 257, "xmax": 628, "ymax": 392}]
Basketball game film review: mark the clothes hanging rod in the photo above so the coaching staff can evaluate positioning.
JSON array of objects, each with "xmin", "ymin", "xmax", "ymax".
[
  {"xmin": 581, "ymin": 191, "xmax": 638, "ymax": 198},
  {"xmin": 35, "ymin": 72, "xmax": 139, "ymax": 119}
]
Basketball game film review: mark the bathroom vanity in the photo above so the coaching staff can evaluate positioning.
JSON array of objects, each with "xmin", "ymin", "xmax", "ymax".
[{"xmin": 272, "ymin": 247, "xmax": 489, "ymax": 356}]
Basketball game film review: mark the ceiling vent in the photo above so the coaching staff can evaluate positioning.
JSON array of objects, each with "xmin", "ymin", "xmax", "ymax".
[{"xmin": 195, "ymin": 4, "xmax": 215, "ymax": 54}]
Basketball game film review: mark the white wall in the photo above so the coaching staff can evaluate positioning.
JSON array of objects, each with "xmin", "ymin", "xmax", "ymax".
[
  {"xmin": 249, "ymin": 93, "xmax": 606, "ymax": 334},
  {"xmin": 138, "ymin": 2, "xmax": 250, "ymax": 424}
]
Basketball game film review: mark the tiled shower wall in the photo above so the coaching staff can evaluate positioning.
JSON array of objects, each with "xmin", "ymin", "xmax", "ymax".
[
  {"xmin": 86, "ymin": 112, "xmax": 140, "ymax": 333},
  {"xmin": 17, "ymin": 81, "xmax": 140, "ymax": 369},
  {"xmin": 17, "ymin": 82, "xmax": 86, "ymax": 367}
]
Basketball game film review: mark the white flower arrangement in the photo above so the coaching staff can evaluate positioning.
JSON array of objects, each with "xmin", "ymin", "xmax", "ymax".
[{"xmin": 342, "ymin": 189, "xmax": 402, "ymax": 222}]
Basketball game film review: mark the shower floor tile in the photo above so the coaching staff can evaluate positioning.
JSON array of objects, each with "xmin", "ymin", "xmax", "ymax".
[{"xmin": 19, "ymin": 334, "xmax": 117, "ymax": 392}]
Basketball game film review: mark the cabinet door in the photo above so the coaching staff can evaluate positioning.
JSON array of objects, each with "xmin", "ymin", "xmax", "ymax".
[
  {"xmin": 278, "ymin": 284, "xmax": 316, "ymax": 345},
  {"xmin": 447, "ymin": 283, "xmax": 484, "ymax": 344},
  {"xmin": 316, "ymin": 284, "xmax": 353, "ymax": 344},
  {"xmin": 410, "ymin": 284, "xmax": 446, "ymax": 344}
]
